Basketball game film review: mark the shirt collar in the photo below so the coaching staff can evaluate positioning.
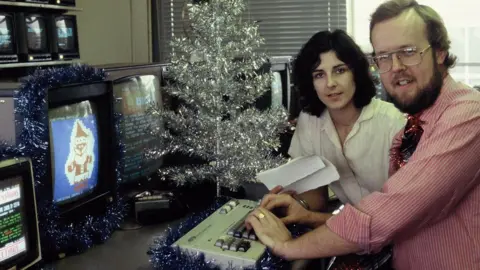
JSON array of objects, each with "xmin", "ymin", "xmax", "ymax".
[{"xmin": 318, "ymin": 99, "xmax": 376, "ymax": 131}]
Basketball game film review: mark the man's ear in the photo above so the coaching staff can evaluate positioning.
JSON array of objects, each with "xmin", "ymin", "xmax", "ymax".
[{"xmin": 435, "ymin": 49, "xmax": 447, "ymax": 65}]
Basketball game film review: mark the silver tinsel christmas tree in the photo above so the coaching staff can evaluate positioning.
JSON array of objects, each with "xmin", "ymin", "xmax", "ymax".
[{"xmin": 148, "ymin": 0, "xmax": 289, "ymax": 194}]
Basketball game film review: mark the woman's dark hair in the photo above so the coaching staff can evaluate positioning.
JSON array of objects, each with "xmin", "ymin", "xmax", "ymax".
[{"xmin": 292, "ymin": 29, "xmax": 376, "ymax": 117}]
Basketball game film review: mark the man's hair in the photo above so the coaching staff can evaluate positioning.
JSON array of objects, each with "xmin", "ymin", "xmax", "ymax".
[
  {"xmin": 369, "ymin": 0, "xmax": 457, "ymax": 69},
  {"xmin": 292, "ymin": 29, "xmax": 376, "ymax": 117}
]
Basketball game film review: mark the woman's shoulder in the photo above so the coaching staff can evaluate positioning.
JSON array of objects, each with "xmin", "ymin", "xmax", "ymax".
[{"xmin": 294, "ymin": 110, "xmax": 328, "ymax": 132}]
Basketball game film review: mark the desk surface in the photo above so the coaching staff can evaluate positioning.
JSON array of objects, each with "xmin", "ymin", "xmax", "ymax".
[{"xmin": 51, "ymin": 219, "xmax": 182, "ymax": 270}]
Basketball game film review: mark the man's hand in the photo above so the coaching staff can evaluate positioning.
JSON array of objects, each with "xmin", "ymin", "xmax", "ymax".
[
  {"xmin": 244, "ymin": 207, "xmax": 292, "ymax": 257},
  {"xmin": 258, "ymin": 192, "xmax": 310, "ymax": 225}
]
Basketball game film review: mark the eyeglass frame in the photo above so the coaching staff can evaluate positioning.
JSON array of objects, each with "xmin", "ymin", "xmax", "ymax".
[{"xmin": 371, "ymin": 45, "xmax": 432, "ymax": 74}]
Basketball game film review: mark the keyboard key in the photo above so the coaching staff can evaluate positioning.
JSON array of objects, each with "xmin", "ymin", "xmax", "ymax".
[
  {"xmin": 214, "ymin": 238, "xmax": 224, "ymax": 247},
  {"xmin": 229, "ymin": 239, "xmax": 242, "ymax": 251},
  {"xmin": 242, "ymin": 230, "xmax": 251, "ymax": 239},
  {"xmin": 228, "ymin": 200, "xmax": 240, "ymax": 208},
  {"xmin": 238, "ymin": 241, "xmax": 251, "ymax": 252},
  {"xmin": 222, "ymin": 237, "xmax": 235, "ymax": 250}
]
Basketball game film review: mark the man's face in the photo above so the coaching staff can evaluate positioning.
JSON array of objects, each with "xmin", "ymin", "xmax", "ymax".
[
  {"xmin": 371, "ymin": 9, "xmax": 446, "ymax": 114},
  {"xmin": 75, "ymin": 142, "xmax": 86, "ymax": 155}
]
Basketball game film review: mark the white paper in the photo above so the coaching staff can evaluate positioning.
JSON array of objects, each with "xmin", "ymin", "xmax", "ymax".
[{"xmin": 257, "ymin": 155, "xmax": 340, "ymax": 194}]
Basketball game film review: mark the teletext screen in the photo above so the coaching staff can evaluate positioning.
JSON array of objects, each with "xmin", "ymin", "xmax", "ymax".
[{"xmin": 0, "ymin": 176, "xmax": 27, "ymax": 263}]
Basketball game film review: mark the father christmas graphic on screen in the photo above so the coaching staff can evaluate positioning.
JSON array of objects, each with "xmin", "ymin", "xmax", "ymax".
[
  {"xmin": 65, "ymin": 119, "xmax": 95, "ymax": 191},
  {"xmin": 51, "ymin": 114, "xmax": 99, "ymax": 204}
]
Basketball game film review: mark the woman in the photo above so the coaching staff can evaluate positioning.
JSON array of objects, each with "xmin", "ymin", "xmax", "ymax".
[{"xmin": 265, "ymin": 29, "xmax": 406, "ymax": 224}]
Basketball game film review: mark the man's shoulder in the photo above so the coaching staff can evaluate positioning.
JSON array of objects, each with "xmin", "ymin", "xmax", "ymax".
[
  {"xmin": 444, "ymin": 83, "xmax": 480, "ymax": 112},
  {"xmin": 438, "ymin": 86, "xmax": 480, "ymax": 125}
]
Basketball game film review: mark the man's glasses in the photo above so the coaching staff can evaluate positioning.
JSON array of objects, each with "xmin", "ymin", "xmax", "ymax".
[{"xmin": 372, "ymin": 45, "xmax": 431, "ymax": 74}]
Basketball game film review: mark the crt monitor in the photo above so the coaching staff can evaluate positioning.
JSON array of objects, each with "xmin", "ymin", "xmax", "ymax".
[
  {"xmin": 113, "ymin": 75, "xmax": 163, "ymax": 187},
  {"xmin": 0, "ymin": 84, "xmax": 23, "ymax": 145},
  {"xmin": 0, "ymin": 12, "xmax": 18, "ymax": 63},
  {"xmin": 50, "ymin": 15, "xmax": 79, "ymax": 60},
  {"xmin": 0, "ymin": 158, "xmax": 42, "ymax": 270},
  {"xmin": 98, "ymin": 63, "xmax": 165, "ymax": 192},
  {"xmin": 47, "ymin": 82, "xmax": 116, "ymax": 216},
  {"xmin": 15, "ymin": 13, "xmax": 52, "ymax": 62}
]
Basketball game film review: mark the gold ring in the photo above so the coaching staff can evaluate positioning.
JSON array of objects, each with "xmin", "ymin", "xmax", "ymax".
[{"xmin": 257, "ymin": 213, "xmax": 265, "ymax": 219}]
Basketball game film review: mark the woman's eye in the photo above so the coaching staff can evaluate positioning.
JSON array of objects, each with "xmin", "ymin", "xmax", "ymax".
[
  {"xmin": 336, "ymin": 68, "xmax": 346, "ymax": 74},
  {"xmin": 313, "ymin": 73, "xmax": 324, "ymax": 79}
]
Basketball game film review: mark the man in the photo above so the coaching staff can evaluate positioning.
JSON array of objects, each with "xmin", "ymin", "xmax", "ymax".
[{"xmin": 245, "ymin": 1, "xmax": 480, "ymax": 269}]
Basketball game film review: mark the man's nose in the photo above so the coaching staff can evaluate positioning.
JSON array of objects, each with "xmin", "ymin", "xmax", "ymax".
[{"xmin": 391, "ymin": 54, "xmax": 406, "ymax": 72}]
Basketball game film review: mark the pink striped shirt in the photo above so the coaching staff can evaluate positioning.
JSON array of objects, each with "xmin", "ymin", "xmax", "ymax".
[{"xmin": 326, "ymin": 75, "xmax": 480, "ymax": 270}]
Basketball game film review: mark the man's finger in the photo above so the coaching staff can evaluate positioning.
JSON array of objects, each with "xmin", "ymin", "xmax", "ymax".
[
  {"xmin": 257, "ymin": 207, "xmax": 279, "ymax": 224},
  {"xmin": 281, "ymin": 189, "xmax": 297, "ymax": 196},
  {"xmin": 245, "ymin": 214, "xmax": 262, "ymax": 232},
  {"xmin": 259, "ymin": 193, "xmax": 278, "ymax": 208},
  {"xmin": 269, "ymin": 185, "xmax": 284, "ymax": 194},
  {"xmin": 280, "ymin": 216, "xmax": 296, "ymax": 225},
  {"xmin": 263, "ymin": 195, "xmax": 293, "ymax": 211}
]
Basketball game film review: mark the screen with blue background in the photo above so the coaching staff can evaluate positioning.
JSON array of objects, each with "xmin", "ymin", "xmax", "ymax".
[{"xmin": 49, "ymin": 101, "xmax": 99, "ymax": 204}]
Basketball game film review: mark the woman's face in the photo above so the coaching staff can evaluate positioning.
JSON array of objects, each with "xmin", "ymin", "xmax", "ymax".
[{"xmin": 312, "ymin": 51, "xmax": 356, "ymax": 111}]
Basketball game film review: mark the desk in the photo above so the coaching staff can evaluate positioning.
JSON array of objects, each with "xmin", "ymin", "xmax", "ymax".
[{"xmin": 51, "ymin": 219, "xmax": 183, "ymax": 270}]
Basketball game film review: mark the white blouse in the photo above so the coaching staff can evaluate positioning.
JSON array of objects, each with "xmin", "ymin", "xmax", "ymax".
[{"xmin": 288, "ymin": 98, "xmax": 406, "ymax": 205}]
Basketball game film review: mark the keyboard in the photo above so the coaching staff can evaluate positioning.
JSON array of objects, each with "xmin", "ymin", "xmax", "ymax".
[{"xmin": 172, "ymin": 199, "xmax": 267, "ymax": 269}]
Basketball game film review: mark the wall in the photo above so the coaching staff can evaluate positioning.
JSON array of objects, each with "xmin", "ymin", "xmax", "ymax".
[{"xmin": 76, "ymin": 0, "xmax": 152, "ymax": 65}]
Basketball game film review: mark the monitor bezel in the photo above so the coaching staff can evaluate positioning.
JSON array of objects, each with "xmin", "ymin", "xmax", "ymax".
[
  {"xmin": 47, "ymin": 81, "xmax": 117, "ymax": 217},
  {"xmin": 0, "ymin": 12, "xmax": 17, "ymax": 56},
  {"xmin": 0, "ymin": 158, "xmax": 41, "ymax": 270},
  {"xmin": 52, "ymin": 14, "xmax": 79, "ymax": 54}
]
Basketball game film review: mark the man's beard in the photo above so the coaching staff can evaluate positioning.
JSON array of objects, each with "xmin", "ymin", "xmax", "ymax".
[{"xmin": 388, "ymin": 65, "xmax": 443, "ymax": 115}]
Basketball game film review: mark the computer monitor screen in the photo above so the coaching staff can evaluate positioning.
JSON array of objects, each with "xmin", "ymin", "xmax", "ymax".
[
  {"xmin": 25, "ymin": 15, "xmax": 47, "ymax": 53},
  {"xmin": 49, "ymin": 101, "xmax": 100, "ymax": 204},
  {"xmin": 0, "ymin": 14, "xmax": 14, "ymax": 54},
  {"xmin": 55, "ymin": 16, "xmax": 76, "ymax": 52},
  {"xmin": 0, "ymin": 88, "xmax": 21, "ymax": 145},
  {"xmin": 114, "ymin": 75, "xmax": 163, "ymax": 183},
  {"xmin": 0, "ymin": 176, "xmax": 28, "ymax": 264}
]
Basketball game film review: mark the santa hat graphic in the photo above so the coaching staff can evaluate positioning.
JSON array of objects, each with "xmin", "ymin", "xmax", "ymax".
[{"xmin": 75, "ymin": 121, "xmax": 88, "ymax": 144}]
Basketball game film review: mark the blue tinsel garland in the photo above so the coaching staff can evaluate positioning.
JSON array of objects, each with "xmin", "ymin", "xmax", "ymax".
[
  {"xmin": 148, "ymin": 196, "xmax": 310, "ymax": 270},
  {"xmin": 0, "ymin": 64, "xmax": 128, "ymax": 262}
]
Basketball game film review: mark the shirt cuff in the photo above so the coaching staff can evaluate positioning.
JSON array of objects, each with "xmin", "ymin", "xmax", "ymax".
[{"xmin": 325, "ymin": 203, "xmax": 373, "ymax": 253}]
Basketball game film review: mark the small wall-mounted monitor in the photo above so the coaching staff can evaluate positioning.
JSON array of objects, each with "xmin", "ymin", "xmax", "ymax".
[
  {"xmin": 49, "ymin": 15, "xmax": 79, "ymax": 60},
  {"xmin": 0, "ymin": 12, "xmax": 18, "ymax": 64},
  {"xmin": 0, "ymin": 83, "xmax": 23, "ymax": 145},
  {"xmin": 49, "ymin": 0, "xmax": 76, "ymax": 6},
  {"xmin": 15, "ymin": 13, "xmax": 52, "ymax": 62},
  {"xmin": 0, "ymin": 158, "xmax": 42, "ymax": 270}
]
